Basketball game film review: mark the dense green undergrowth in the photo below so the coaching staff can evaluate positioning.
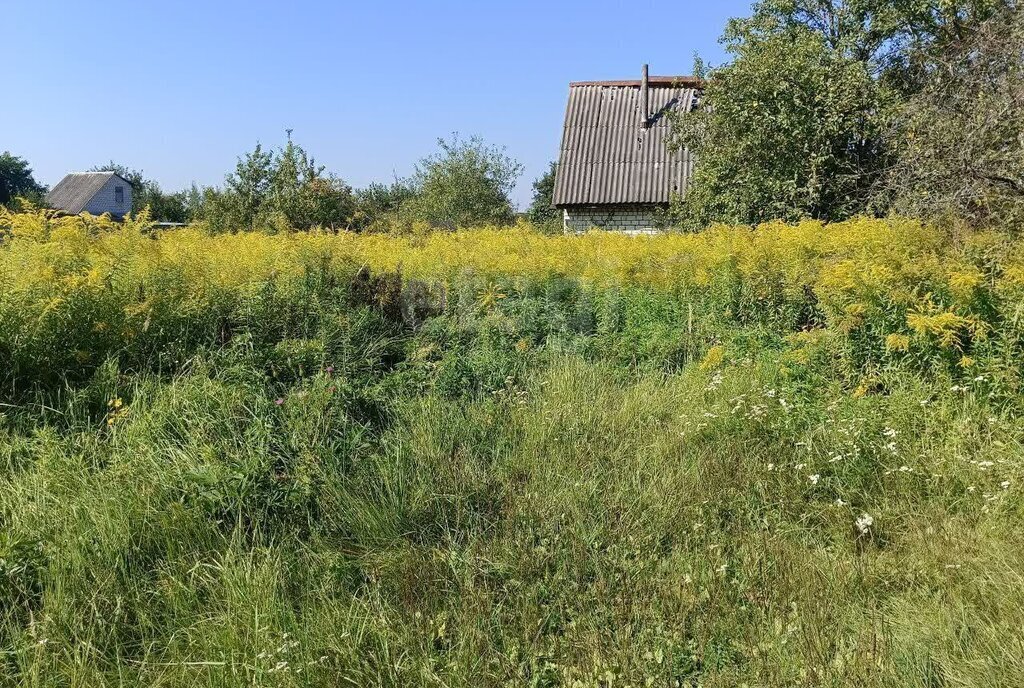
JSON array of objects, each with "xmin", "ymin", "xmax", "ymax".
[{"xmin": 3, "ymin": 218, "xmax": 1024, "ymax": 686}]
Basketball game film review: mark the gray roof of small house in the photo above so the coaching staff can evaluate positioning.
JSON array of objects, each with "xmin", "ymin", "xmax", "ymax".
[
  {"xmin": 552, "ymin": 77, "xmax": 701, "ymax": 207},
  {"xmin": 45, "ymin": 172, "xmax": 129, "ymax": 214}
]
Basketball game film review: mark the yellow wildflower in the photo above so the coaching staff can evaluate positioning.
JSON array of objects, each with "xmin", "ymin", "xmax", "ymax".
[
  {"xmin": 700, "ymin": 345, "xmax": 725, "ymax": 370},
  {"xmin": 885, "ymin": 334, "xmax": 910, "ymax": 352}
]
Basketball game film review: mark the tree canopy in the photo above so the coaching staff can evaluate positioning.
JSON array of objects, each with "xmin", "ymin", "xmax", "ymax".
[
  {"xmin": 877, "ymin": 5, "xmax": 1024, "ymax": 227},
  {"xmin": 526, "ymin": 161, "xmax": 559, "ymax": 228},
  {"xmin": 0, "ymin": 152, "xmax": 46, "ymax": 208},
  {"xmin": 194, "ymin": 137, "xmax": 356, "ymax": 233},
  {"xmin": 668, "ymin": 0, "xmax": 1018, "ymax": 230},
  {"xmin": 399, "ymin": 135, "xmax": 523, "ymax": 230}
]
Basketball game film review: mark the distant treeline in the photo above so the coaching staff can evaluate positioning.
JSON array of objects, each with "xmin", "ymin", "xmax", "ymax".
[{"xmin": 0, "ymin": 133, "xmax": 560, "ymax": 233}]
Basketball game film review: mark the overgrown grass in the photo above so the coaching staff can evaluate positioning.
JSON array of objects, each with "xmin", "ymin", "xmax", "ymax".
[{"xmin": 2, "ymin": 211, "xmax": 1024, "ymax": 686}]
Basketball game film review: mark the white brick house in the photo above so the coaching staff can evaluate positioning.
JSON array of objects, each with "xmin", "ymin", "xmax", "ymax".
[
  {"xmin": 552, "ymin": 66, "xmax": 702, "ymax": 233},
  {"xmin": 45, "ymin": 172, "xmax": 133, "ymax": 218}
]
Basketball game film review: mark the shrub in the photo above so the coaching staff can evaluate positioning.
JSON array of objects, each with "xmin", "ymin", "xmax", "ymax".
[{"xmin": 397, "ymin": 134, "xmax": 523, "ymax": 230}]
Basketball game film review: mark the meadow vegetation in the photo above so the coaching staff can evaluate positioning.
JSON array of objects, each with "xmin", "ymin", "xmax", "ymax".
[{"xmin": 2, "ymin": 209, "xmax": 1024, "ymax": 686}]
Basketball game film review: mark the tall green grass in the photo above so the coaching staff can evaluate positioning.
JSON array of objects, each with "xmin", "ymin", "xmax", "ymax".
[
  {"xmin": 4, "ymin": 342, "xmax": 1023, "ymax": 686},
  {"xmin": 3, "ymin": 219, "xmax": 1024, "ymax": 685}
]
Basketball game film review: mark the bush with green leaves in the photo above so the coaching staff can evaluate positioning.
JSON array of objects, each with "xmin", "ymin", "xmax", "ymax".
[
  {"xmin": 876, "ymin": 4, "xmax": 1024, "ymax": 229},
  {"xmin": 396, "ymin": 134, "xmax": 524, "ymax": 230},
  {"xmin": 194, "ymin": 137, "xmax": 357, "ymax": 233},
  {"xmin": 525, "ymin": 161, "xmax": 560, "ymax": 231},
  {"xmin": 667, "ymin": 0, "xmax": 1016, "ymax": 230},
  {"xmin": 0, "ymin": 152, "xmax": 46, "ymax": 209}
]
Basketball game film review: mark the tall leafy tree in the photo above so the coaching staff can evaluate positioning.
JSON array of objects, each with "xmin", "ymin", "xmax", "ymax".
[
  {"xmin": 878, "ymin": 4, "xmax": 1024, "ymax": 227},
  {"xmin": 221, "ymin": 144, "xmax": 274, "ymax": 230},
  {"xmin": 269, "ymin": 137, "xmax": 355, "ymax": 230},
  {"xmin": 352, "ymin": 180, "xmax": 417, "ymax": 230},
  {"xmin": 0, "ymin": 152, "xmax": 46, "ymax": 208},
  {"xmin": 199, "ymin": 135, "xmax": 356, "ymax": 232},
  {"xmin": 668, "ymin": 0, "xmax": 1015, "ymax": 229},
  {"xmin": 400, "ymin": 134, "xmax": 523, "ymax": 230},
  {"xmin": 668, "ymin": 3, "xmax": 890, "ymax": 228},
  {"xmin": 526, "ymin": 161, "xmax": 560, "ymax": 227}
]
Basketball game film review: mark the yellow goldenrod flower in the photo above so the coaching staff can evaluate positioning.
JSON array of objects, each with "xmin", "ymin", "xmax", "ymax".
[{"xmin": 699, "ymin": 345, "xmax": 725, "ymax": 371}]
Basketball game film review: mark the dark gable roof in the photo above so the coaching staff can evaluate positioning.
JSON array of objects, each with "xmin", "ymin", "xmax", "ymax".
[
  {"xmin": 552, "ymin": 77, "xmax": 701, "ymax": 207},
  {"xmin": 45, "ymin": 172, "xmax": 129, "ymax": 214}
]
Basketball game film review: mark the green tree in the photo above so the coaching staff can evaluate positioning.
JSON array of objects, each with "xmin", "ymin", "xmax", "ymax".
[
  {"xmin": 269, "ymin": 138, "xmax": 355, "ymax": 230},
  {"xmin": 221, "ymin": 144, "xmax": 274, "ymax": 231},
  {"xmin": 400, "ymin": 134, "xmax": 523, "ymax": 230},
  {"xmin": 667, "ymin": 5, "xmax": 890, "ymax": 228},
  {"xmin": 0, "ymin": 152, "xmax": 46, "ymax": 208},
  {"xmin": 667, "ymin": 0, "xmax": 1015, "ymax": 229},
  {"xmin": 352, "ymin": 180, "xmax": 417, "ymax": 230},
  {"xmin": 878, "ymin": 4, "xmax": 1024, "ymax": 228},
  {"xmin": 199, "ymin": 136, "xmax": 356, "ymax": 232},
  {"xmin": 526, "ymin": 161, "xmax": 560, "ymax": 228}
]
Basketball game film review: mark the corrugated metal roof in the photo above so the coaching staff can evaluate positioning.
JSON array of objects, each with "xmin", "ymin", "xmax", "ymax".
[
  {"xmin": 569, "ymin": 76, "xmax": 703, "ymax": 88},
  {"xmin": 552, "ymin": 78, "xmax": 699, "ymax": 207},
  {"xmin": 45, "ymin": 172, "xmax": 126, "ymax": 214}
]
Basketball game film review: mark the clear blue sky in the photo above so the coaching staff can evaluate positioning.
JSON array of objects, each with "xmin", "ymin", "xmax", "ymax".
[{"xmin": 5, "ymin": 0, "xmax": 752, "ymax": 208}]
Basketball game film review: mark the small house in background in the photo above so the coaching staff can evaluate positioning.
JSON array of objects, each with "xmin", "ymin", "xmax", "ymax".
[
  {"xmin": 552, "ymin": 65, "xmax": 701, "ymax": 233},
  {"xmin": 45, "ymin": 172, "xmax": 133, "ymax": 218}
]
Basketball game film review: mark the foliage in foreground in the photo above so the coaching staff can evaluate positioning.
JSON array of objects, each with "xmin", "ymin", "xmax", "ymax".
[{"xmin": 2, "ymin": 210, "xmax": 1024, "ymax": 686}]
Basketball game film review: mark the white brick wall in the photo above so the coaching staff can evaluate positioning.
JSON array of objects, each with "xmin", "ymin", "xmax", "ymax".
[
  {"xmin": 562, "ymin": 205, "xmax": 661, "ymax": 234},
  {"xmin": 83, "ymin": 176, "xmax": 133, "ymax": 218}
]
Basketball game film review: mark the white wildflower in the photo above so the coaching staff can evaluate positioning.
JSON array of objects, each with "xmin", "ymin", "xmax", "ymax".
[{"xmin": 855, "ymin": 513, "xmax": 874, "ymax": 535}]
